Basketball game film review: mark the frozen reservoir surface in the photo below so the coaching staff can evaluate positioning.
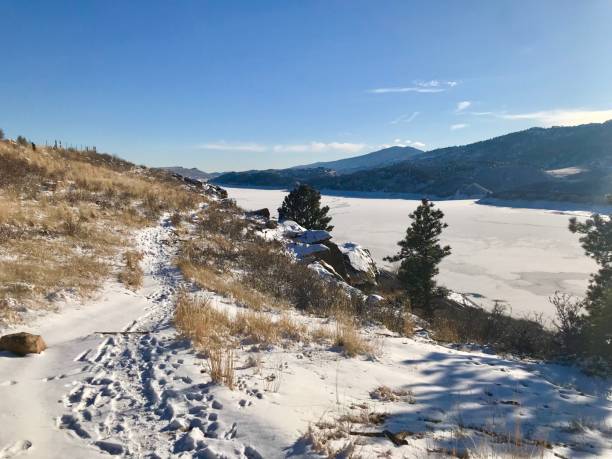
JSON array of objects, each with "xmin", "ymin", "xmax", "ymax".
[{"xmin": 226, "ymin": 186, "xmax": 599, "ymax": 319}]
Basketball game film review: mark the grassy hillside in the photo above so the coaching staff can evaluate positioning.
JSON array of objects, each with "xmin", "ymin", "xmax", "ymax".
[{"xmin": 0, "ymin": 138, "xmax": 204, "ymax": 325}]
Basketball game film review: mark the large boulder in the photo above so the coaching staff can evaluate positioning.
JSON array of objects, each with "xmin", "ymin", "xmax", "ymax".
[
  {"xmin": 338, "ymin": 242, "xmax": 378, "ymax": 289},
  {"xmin": 0, "ymin": 332, "xmax": 47, "ymax": 355},
  {"xmin": 318, "ymin": 241, "xmax": 350, "ymax": 280}
]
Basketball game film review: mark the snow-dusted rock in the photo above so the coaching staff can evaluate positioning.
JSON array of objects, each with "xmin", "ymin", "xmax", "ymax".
[
  {"xmin": 287, "ymin": 242, "xmax": 329, "ymax": 260},
  {"xmin": 309, "ymin": 261, "xmax": 344, "ymax": 282},
  {"xmin": 293, "ymin": 229, "xmax": 332, "ymax": 244},
  {"xmin": 279, "ymin": 220, "xmax": 306, "ymax": 237},
  {"xmin": 338, "ymin": 242, "xmax": 378, "ymax": 287}
]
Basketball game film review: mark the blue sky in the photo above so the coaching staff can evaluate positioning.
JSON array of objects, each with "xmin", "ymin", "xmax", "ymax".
[{"xmin": 1, "ymin": 1, "xmax": 611, "ymax": 172}]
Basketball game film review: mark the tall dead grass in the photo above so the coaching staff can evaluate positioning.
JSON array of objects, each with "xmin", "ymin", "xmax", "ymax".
[
  {"xmin": 0, "ymin": 140, "xmax": 203, "ymax": 324},
  {"xmin": 118, "ymin": 251, "xmax": 144, "ymax": 290}
]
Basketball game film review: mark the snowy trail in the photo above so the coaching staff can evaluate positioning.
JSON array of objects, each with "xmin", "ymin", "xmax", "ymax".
[{"xmin": 0, "ymin": 219, "xmax": 259, "ymax": 458}]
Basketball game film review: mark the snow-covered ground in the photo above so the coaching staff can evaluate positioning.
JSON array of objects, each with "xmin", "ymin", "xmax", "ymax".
[
  {"xmin": 225, "ymin": 187, "xmax": 599, "ymax": 318},
  {"xmin": 1, "ymin": 214, "xmax": 611, "ymax": 458}
]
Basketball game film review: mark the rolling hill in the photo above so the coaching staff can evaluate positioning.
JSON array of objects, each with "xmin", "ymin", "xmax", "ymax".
[{"xmin": 290, "ymin": 145, "xmax": 424, "ymax": 174}]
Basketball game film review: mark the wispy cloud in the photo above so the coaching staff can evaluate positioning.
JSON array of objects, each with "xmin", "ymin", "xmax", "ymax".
[
  {"xmin": 198, "ymin": 141, "xmax": 365, "ymax": 155},
  {"xmin": 497, "ymin": 108, "xmax": 612, "ymax": 126},
  {"xmin": 369, "ymin": 80, "xmax": 458, "ymax": 94},
  {"xmin": 390, "ymin": 111, "xmax": 420, "ymax": 124},
  {"xmin": 456, "ymin": 101, "xmax": 471, "ymax": 112},
  {"xmin": 470, "ymin": 107, "xmax": 612, "ymax": 127},
  {"xmin": 450, "ymin": 123, "xmax": 468, "ymax": 130},
  {"xmin": 197, "ymin": 142, "xmax": 266, "ymax": 152},
  {"xmin": 272, "ymin": 142, "xmax": 365, "ymax": 154}
]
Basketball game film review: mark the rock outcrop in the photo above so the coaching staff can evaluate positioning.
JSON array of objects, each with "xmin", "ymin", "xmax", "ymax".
[
  {"xmin": 0, "ymin": 332, "xmax": 47, "ymax": 355},
  {"xmin": 338, "ymin": 242, "xmax": 378, "ymax": 288}
]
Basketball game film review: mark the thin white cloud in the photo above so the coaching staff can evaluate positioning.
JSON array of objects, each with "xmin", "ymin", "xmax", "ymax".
[
  {"xmin": 370, "ymin": 87, "xmax": 445, "ymax": 94},
  {"xmin": 197, "ymin": 141, "xmax": 365, "ymax": 155},
  {"xmin": 450, "ymin": 123, "xmax": 468, "ymax": 130},
  {"xmin": 456, "ymin": 101, "xmax": 471, "ymax": 112},
  {"xmin": 498, "ymin": 108, "xmax": 612, "ymax": 126},
  {"xmin": 273, "ymin": 142, "xmax": 365, "ymax": 154},
  {"xmin": 369, "ymin": 80, "xmax": 458, "ymax": 94},
  {"xmin": 390, "ymin": 111, "xmax": 420, "ymax": 124},
  {"xmin": 197, "ymin": 142, "xmax": 266, "ymax": 152},
  {"xmin": 470, "ymin": 107, "xmax": 612, "ymax": 127}
]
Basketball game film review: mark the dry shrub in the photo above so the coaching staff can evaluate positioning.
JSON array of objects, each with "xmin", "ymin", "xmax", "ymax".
[
  {"xmin": 174, "ymin": 292, "xmax": 307, "ymax": 351},
  {"xmin": 402, "ymin": 311, "xmax": 416, "ymax": 337},
  {"xmin": 370, "ymin": 385, "xmax": 415, "ymax": 403},
  {"xmin": 169, "ymin": 211, "xmax": 182, "ymax": 227},
  {"xmin": 197, "ymin": 205, "xmax": 247, "ymax": 240},
  {"xmin": 177, "ymin": 260, "xmax": 283, "ymax": 310},
  {"xmin": 302, "ymin": 406, "xmax": 386, "ymax": 458},
  {"xmin": 311, "ymin": 325, "xmax": 335, "ymax": 344},
  {"xmin": 334, "ymin": 320, "xmax": 374, "ymax": 357},
  {"xmin": 174, "ymin": 293, "xmax": 234, "ymax": 350},
  {"xmin": 208, "ymin": 347, "xmax": 235, "ymax": 389},
  {"xmin": 432, "ymin": 315, "xmax": 461, "ymax": 342},
  {"xmin": 118, "ymin": 251, "xmax": 144, "ymax": 290},
  {"xmin": 430, "ymin": 301, "xmax": 555, "ymax": 358}
]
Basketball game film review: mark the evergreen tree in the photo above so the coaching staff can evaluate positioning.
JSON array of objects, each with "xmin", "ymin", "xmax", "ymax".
[
  {"xmin": 385, "ymin": 199, "xmax": 451, "ymax": 314},
  {"xmin": 0, "ymin": 128, "xmax": 4, "ymax": 140},
  {"xmin": 569, "ymin": 213, "xmax": 612, "ymax": 360},
  {"xmin": 278, "ymin": 184, "xmax": 333, "ymax": 231}
]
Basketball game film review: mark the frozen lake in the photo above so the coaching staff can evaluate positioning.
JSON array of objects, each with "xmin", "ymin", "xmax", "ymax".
[{"xmin": 225, "ymin": 187, "xmax": 597, "ymax": 319}]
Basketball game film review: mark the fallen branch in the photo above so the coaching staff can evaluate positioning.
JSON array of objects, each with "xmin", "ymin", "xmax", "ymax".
[{"xmin": 349, "ymin": 429, "xmax": 413, "ymax": 446}]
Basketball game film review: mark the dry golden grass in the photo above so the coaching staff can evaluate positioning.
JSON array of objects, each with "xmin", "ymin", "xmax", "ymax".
[
  {"xmin": 0, "ymin": 140, "xmax": 203, "ymax": 325},
  {"xmin": 174, "ymin": 292, "xmax": 308, "ymax": 349},
  {"xmin": 432, "ymin": 316, "xmax": 461, "ymax": 342},
  {"xmin": 177, "ymin": 259, "xmax": 287, "ymax": 311},
  {"xmin": 208, "ymin": 347, "xmax": 235, "ymax": 389},
  {"xmin": 333, "ymin": 319, "xmax": 375, "ymax": 357},
  {"xmin": 118, "ymin": 251, "xmax": 144, "ymax": 290}
]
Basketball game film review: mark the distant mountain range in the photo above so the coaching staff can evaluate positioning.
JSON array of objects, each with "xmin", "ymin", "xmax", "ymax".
[
  {"xmin": 213, "ymin": 121, "xmax": 612, "ymax": 203},
  {"xmin": 160, "ymin": 166, "xmax": 221, "ymax": 181}
]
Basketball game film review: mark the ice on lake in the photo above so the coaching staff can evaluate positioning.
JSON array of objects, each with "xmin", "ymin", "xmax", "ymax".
[{"xmin": 226, "ymin": 187, "xmax": 597, "ymax": 319}]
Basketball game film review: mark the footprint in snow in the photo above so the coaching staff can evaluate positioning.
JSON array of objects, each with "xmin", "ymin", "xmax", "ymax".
[{"xmin": 0, "ymin": 440, "xmax": 32, "ymax": 458}]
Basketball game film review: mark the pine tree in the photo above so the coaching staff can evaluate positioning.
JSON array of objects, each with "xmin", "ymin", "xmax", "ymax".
[
  {"xmin": 278, "ymin": 184, "xmax": 333, "ymax": 231},
  {"xmin": 0, "ymin": 128, "xmax": 4, "ymax": 140},
  {"xmin": 569, "ymin": 213, "xmax": 612, "ymax": 360},
  {"xmin": 385, "ymin": 199, "xmax": 451, "ymax": 314}
]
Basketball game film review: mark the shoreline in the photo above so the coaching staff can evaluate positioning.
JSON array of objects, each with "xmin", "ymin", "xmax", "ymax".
[{"xmin": 219, "ymin": 184, "xmax": 611, "ymax": 214}]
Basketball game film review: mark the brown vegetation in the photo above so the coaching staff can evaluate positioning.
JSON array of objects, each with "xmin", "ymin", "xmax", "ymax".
[
  {"xmin": 118, "ymin": 251, "xmax": 144, "ymax": 290},
  {"xmin": 0, "ymin": 140, "xmax": 203, "ymax": 325}
]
